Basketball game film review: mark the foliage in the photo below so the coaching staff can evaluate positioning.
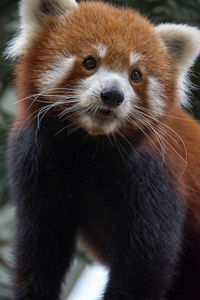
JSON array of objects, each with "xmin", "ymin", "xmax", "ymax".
[
  {"xmin": 0, "ymin": 0, "xmax": 18, "ymax": 206},
  {"xmin": 114, "ymin": 0, "xmax": 200, "ymax": 26}
]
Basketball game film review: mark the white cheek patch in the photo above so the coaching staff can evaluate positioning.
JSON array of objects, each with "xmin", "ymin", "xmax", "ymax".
[
  {"xmin": 94, "ymin": 43, "xmax": 107, "ymax": 58},
  {"xmin": 147, "ymin": 77, "xmax": 166, "ymax": 117},
  {"xmin": 38, "ymin": 54, "xmax": 76, "ymax": 91},
  {"xmin": 130, "ymin": 51, "xmax": 141, "ymax": 66}
]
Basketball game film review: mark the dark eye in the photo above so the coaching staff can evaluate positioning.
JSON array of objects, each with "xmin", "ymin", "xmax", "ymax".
[
  {"xmin": 130, "ymin": 70, "xmax": 142, "ymax": 83},
  {"xmin": 82, "ymin": 56, "xmax": 97, "ymax": 71}
]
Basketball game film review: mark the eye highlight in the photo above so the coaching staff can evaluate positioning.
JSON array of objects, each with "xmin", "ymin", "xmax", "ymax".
[
  {"xmin": 130, "ymin": 70, "xmax": 142, "ymax": 83},
  {"xmin": 82, "ymin": 56, "xmax": 97, "ymax": 71}
]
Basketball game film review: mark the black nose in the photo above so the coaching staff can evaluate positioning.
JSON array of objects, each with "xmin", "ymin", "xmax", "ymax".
[{"xmin": 100, "ymin": 86, "xmax": 124, "ymax": 108}]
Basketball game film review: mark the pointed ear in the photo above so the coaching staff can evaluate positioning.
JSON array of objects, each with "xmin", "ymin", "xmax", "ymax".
[
  {"xmin": 155, "ymin": 24, "xmax": 200, "ymax": 72},
  {"xmin": 6, "ymin": 0, "xmax": 78, "ymax": 59}
]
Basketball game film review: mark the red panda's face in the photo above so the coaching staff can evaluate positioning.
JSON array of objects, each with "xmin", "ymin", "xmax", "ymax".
[{"xmin": 10, "ymin": 1, "xmax": 200, "ymax": 136}]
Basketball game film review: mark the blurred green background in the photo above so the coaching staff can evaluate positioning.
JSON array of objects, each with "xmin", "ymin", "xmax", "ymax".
[{"xmin": 0, "ymin": 0, "xmax": 200, "ymax": 299}]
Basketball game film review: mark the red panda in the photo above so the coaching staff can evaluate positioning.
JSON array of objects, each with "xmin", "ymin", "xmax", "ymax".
[{"xmin": 6, "ymin": 0, "xmax": 200, "ymax": 299}]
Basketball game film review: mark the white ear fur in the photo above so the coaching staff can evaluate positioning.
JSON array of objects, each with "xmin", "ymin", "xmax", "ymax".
[
  {"xmin": 6, "ymin": 0, "xmax": 78, "ymax": 59},
  {"xmin": 156, "ymin": 24, "xmax": 200, "ymax": 107},
  {"xmin": 155, "ymin": 24, "xmax": 200, "ymax": 72}
]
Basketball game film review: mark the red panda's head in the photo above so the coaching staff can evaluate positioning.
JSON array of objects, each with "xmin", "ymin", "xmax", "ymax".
[{"xmin": 7, "ymin": 0, "xmax": 200, "ymax": 136}]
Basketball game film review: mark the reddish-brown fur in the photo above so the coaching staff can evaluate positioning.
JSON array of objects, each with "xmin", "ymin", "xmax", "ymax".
[
  {"xmin": 15, "ymin": 2, "xmax": 175, "ymax": 123},
  {"xmin": 13, "ymin": 1, "xmax": 200, "ymax": 248}
]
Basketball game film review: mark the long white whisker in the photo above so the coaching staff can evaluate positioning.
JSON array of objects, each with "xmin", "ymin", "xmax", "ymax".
[
  {"xmin": 127, "ymin": 115, "xmax": 164, "ymax": 157},
  {"xmin": 111, "ymin": 133, "xmax": 124, "ymax": 162},
  {"xmin": 55, "ymin": 122, "xmax": 79, "ymax": 137},
  {"xmin": 136, "ymin": 109, "xmax": 187, "ymax": 166},
  {"xmin": 132, "ymin": 103, "xmax": 200, "ymax": 122},
  {"xmin": 133, "ymin": 115, "xmax": 166, "ymax": 164},
  {"xmin": 129, "ymin": 107, "xmax": 187, "ymax": 178}
]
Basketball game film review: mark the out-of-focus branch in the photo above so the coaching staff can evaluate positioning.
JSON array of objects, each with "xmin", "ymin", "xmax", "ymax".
[
  {"xmin": 0, "ymin": 257, "xmax": 11, "ymax": 271},
  {"xmin": 0, "ymin": 239, "xmax": 10, "ymax": 246}
]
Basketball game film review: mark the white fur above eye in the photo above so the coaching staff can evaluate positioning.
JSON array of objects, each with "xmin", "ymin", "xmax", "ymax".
[
  {"xmin": 156, "ymin": 24, "xmax": 200, "ymax": 72},
  {"xmin": 6, "ymin": 0, "xmax": 78, "ymax": 59},
  {"xmin": 130, "ymin": 51, "xmax": 141, "ymax": 66},
  {"xmin": 94, "ymin": 43, "xmax": 107, "ymax": 58}
]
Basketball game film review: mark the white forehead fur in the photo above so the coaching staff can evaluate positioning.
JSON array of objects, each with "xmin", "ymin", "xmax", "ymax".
[
  {"xmin": 130, "ymin": 52, "xmax": 141, "ymax": 66},
  {"xmin": 6, "ymin": 0, "xmax": 78, "ymax": 59},
  {"xmin": 94, "ymin": 43, "xmax": 107, "ymax": 58},
  {"xmin": 39, "ymin": 55, "xmax": 76, "ymax": 91}
]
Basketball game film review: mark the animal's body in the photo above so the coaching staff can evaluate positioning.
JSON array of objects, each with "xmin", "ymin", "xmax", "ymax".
[{"xmin": 6, "ymin": 0, "xmax": 200, "ymax": 299}]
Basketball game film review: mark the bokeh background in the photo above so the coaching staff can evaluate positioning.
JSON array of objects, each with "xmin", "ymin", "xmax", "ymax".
[{"xmin": 0, "ymin": 0, "xmax": 200, "ymax": 299}]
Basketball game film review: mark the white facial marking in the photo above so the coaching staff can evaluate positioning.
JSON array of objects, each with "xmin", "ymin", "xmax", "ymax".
[
  {"xmin": 39, "ymin": 55, "xmax": 76, "ymax": 90},
  {"xmin": 148, "ymin": 77, "xmax": 166, "ymax": 117},
  {"xmin": 79, "ymin": 113, "xmax": 118, "ymax": 135},
  {"xmin": 75, "ymin": 66, "xmax": 137, "ymax": 134},
  {"xmin": 130, "ymin": 51, "xmax": 141, "ymax": 66},
  {"xmin": 94, "ymin": 43, "xmax": 107, "ymax": 58}
]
